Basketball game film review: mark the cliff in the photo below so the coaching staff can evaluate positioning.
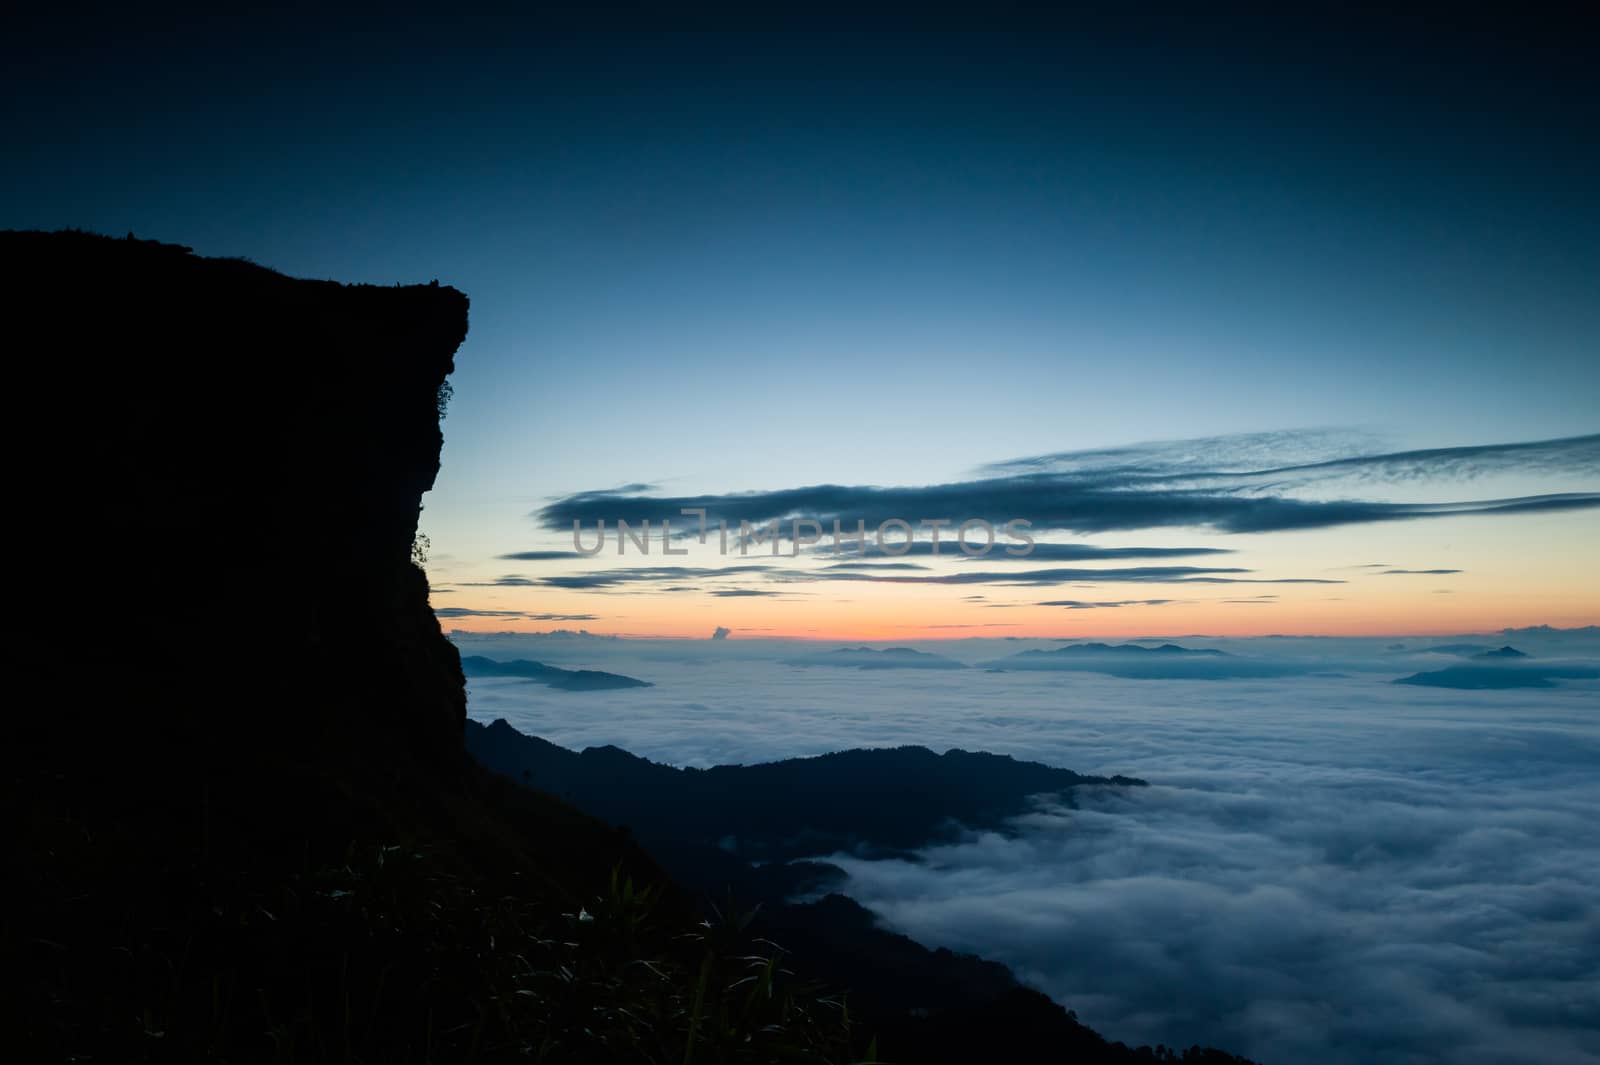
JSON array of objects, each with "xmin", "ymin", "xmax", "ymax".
[
  {"xmin": 1, "ymin": 231, "xmax": 1251, "ymax": 1064},
  {"xmin": 1, "ymin": 232, "xmax": 697, "ymax": 1061},
  {"xmin": 9, "ymin": 229, "xmax": 468, "ymax": 771}
]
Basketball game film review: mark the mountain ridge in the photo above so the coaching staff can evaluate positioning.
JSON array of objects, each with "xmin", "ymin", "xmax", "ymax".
[
  {"xmin": 462, "ymin": 653, "xmax": 653, "ymax": 689},
  {"xmin": 467, "ymin": 717, "xmax": 1144, "ymax": 861}
]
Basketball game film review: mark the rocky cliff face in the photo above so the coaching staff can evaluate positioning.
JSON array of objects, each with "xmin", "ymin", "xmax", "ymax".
[
  {"xmin": 4, "ymin": 233, "xmax": 863, "ymax": 1063},
  {"xmin": 8, "ymin": 230, "xmax": 469, "ymax": 771}
]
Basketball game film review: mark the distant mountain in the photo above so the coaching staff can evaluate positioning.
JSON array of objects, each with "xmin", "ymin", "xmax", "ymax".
[
  {"xmin": 986, "ymin": 642, "xmax": 1304, "ymax": 680},
  {"xmin": 466, "ymin": 718, "xmax": 1142, "ymax": 863},
  {"xmin": 460, "ymin": 654, "xmax": 651, "ymax": 690},
  {"xmin": 786, "ymin": 645, "xmax": 968, "ymax": 669},
  {"xmin": 1394, "ymin": 664, "xmax": 1598, "ymax": 690},
  {"xmin": 1411, "ymin": 643, "xmax": 1530, "ymax": 659},
  {"xmin": 1474, "ymin": 645, "xmax": 1529, "ymax": 659},
  {"xmin": 1416, "ymin": 643, "xmax": 1493, "ymax": 656},
  {"xmin": 1103, "ymin": 641, "xmax": 1222, "ymax": 655},
  {"xmin": 452, "ymin": 627, "xmax": 619, "ymax": 640},
  {"xmin": 1013, "ymin": 642, "xmax": 1228, "ymax": 659}
]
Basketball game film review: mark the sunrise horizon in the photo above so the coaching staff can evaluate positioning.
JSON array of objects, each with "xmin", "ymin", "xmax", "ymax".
[
  {"xmin": 430, "ymin": 427, "xmax": 1598, "ymax": 640},
  {"xmin": 8, "ymin": 13, "xmax": 1598, "ymax": 1065}
]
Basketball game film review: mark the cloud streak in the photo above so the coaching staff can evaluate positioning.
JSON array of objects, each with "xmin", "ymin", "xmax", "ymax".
[
  {"xmin": 814, "ymin": 542, "xmax": 1237, "ymax": 562},
  {"xmin": 1037, "ymin": 599, "xmax": 1177, "ymax": 609},
  {"xmin": 813, "ymin": 567, "xmax": 1342, "ymax": 587},
  {"xmin": 534, "ymin": 432, "xmax": 1600, "ymax": 538},
  {"xmin": 434, "ymin": 607, "xmax": 599, "ymax": 620}
]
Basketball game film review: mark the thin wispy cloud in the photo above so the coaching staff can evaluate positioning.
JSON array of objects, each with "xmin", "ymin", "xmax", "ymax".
[
  {"xmin": 814, "ymin": 568, "xmax": 1341, "ymax": 587},
  {"xmin": 1037, "ymin": 599, "xmax": 1177, "ymax": 609},
  {"xmin": 534, "ymin": 432, "xmax": 1600, "ymax": 538},
  {"xmin": 497, "ymin": 550, "xmax": 581, "ymax": 561},
  {"xmin": 434, "ymin": 607, "xmax": 599, "ymax": 620},
  {"xmin": 531, "ymin": 564, "xmax": 1339, "ymax": 592},
  {"xmin": 537, "ymin": 564, "xmax": 779, "ymax": 590},
  {"xmin": 812, "ymin": 542, "xmax": 1237, "ymax": 562},
  {"xmin": 822, "ymin": 561, "xmax": 933, "ymax": 572},
  {"xmin": 980, "ymin": 431, "xmax": 1600, "ymax": 485}
]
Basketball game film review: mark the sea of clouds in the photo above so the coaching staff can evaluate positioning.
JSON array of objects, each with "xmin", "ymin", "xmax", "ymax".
[{"xmin": 455, "ymin": 629, "xmax": 1600, "ymax": 1065}]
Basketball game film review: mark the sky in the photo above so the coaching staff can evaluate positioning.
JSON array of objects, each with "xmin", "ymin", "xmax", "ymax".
[{"xmin": 4, "ymin": 14, "xmax": 1596, "ymax": 638}]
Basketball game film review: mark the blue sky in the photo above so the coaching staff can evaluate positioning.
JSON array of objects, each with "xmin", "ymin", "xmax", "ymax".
[{"xmin": 5, "ymin": 18, "xmax": 1596, "ymax": 635}]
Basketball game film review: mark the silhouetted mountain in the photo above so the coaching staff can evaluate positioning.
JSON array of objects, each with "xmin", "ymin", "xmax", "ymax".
[
  {"xmin": 466, "ymin": 717, "xmax": 1145, "ymax": 862},
  {"xmin": 467, "ymin": 719, "xmax": 1254, "ymax": 1064},
  {"xmin": 462, "ymin": 653, "xmax": 652, "ymax": 689},
  {"xmin": 1394, "ymin": 664, "xmax": 1598, "ymax": 689},
  {"xmin": 1474, "ymin": 645, "xmax": 1529, "ymax": 659},
  {"xmin": 1073, "ymin": 642, "xmax": 1228, "ymax": 655},
  {"xmin": 988, "ymin": 642, "xmax": 1304, "ymax": 679},
  {"xmin": 786, "ymin": 645, "xmax": 970, "ymax": 669}
]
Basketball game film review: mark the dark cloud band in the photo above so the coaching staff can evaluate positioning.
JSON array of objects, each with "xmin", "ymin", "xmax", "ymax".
[{"xmin": 534, "ymin": 432, "xmax": 1600, "ymax": 538}]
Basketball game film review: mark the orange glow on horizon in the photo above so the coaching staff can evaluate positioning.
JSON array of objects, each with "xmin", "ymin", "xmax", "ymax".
[
  {"xmin": 436, "ymin": 592, "xmax": 1600, "ymax": 642},
  {"xmin": 431, "ymin": 512, "xmax": 1600, "ymax": 641}
]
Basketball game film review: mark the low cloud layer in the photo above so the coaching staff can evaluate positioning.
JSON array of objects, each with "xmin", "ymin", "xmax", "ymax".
[{"xmin": 453, "ymin": 628, "xmax": 1600, "ymax": 1065}]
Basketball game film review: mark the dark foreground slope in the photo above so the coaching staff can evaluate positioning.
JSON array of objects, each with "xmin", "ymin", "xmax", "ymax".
[{"xmin": 2, "ymin": 231, "xmax": 1251, "ymax": 1064}]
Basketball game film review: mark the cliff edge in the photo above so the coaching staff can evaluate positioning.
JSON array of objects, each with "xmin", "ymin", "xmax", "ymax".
[
  {"xmin": 9, "ymin": 230, "xmax": 468, "ymax": 769},
  {"xmin": 2, "ymin": 232, "xmax": 867, "ymax": 1064}
]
